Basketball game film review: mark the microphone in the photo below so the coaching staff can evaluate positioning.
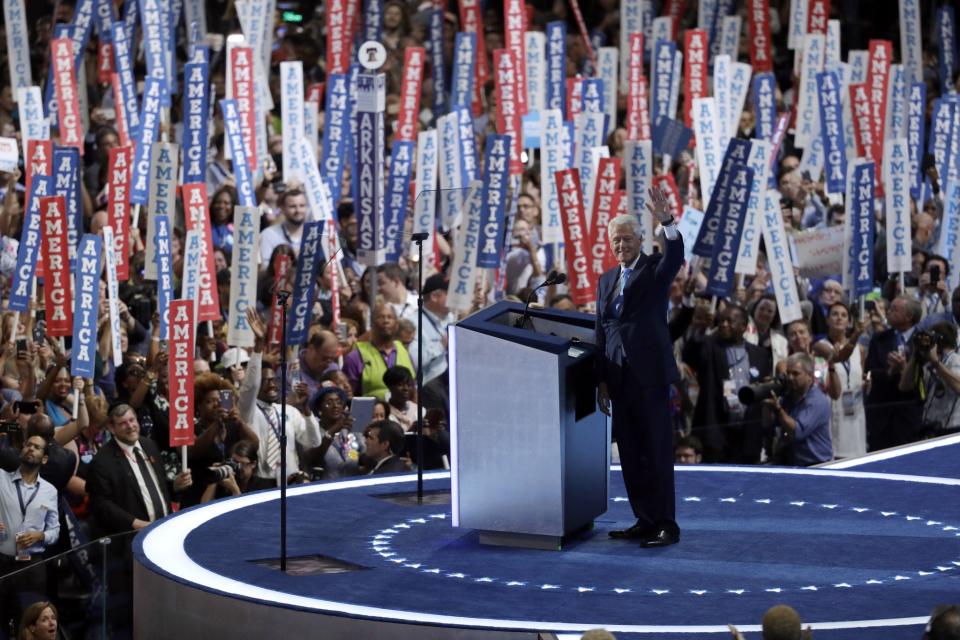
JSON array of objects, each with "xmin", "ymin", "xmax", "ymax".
[
  {"xmin": 514, "ymin": 271, "xmax": 567, "ymax": 328},
  {"xmin": 410, "ymin": 232, "xmax": 430, "ymax": 242}
]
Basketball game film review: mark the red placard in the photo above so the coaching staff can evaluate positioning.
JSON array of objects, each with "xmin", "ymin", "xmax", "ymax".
[
  {"xmin": 494, "ymin": 49, "xmax": 524, "ymax": 175},
  {"xmin": 653, "ymin": 173, "xmax": 682, "ymax": 218},
  {"xmin": 636, "ymin": 77, "xmax": 652, "ymax": 141},
  {"xmin": 459, "ymin": 0, "xmax": 488, "ymax": 116},
  {"xmin": 626, "ymin": 33, "xmax": 644, "ymax": 140},
  {"xmin": 806, "ymin": 0, "xmax": 830, "ymax": 35},
  {"xmin": 567, "ymin": 77, "xmax": 584, "ymax": 121},
  {"xmin": 326, "ymin": 0, "xmax": 351, "ymax": 75},
  {"xmin": 614, "ymin": 190, "xmax": 628, "ymax": 216},
  {"xmin": 51, "ymin": 38, "xmax": 83, "ymax": 154},
  {"xmin": 590, "ymin": 158, "xmax": 622, "ymax": 277},
  {"xmin": 306, "ymin": 82, "xmax": 325, "ymax": 104},
  {"xmin": 748, "ymin": 0, "xmax": 773, "ymax": 73},
  {"xmin": 556, "ymin": 169, "xmax": 595, "ymax": 305},
  {"xmin": 396, "ymin": 47, "xmax": 425, "ymax": 142},
  {"xmin": 849, "ymin": 83, "xmax": 873, "ymax": 161},
  {"xmin": 267, "ymin": 254, "xmax": 293, "ymax": 347},
  {"xmin": 107, "ymin": 146, "xmax": 132, "ymax": 280},
  {"xmin": 230, "ymin": 46, "xmax": 257, "ymax": 171},
  {"xmin": 168, "ymin": 300, "xmax": 196, "ymax": 448},
  {"xmin": 683, "ymin": 29, "xmax": 708, "ymax": 128},
  {"xmin": 40, "ymin": 196, "xmax": 72, "ymax": 336},
  {"xmin": 25, "ymin": 140, "xmax": 52, "ymax": 204},
  {"xmin": 182, "ymin": 184, "xmax": 222, "ymax": 321},
  {"xmin": 664, "ymin": 0, "xmax": 685, "ymax": 38},
  {"xmin": 27, "ymin": 140, "xmax": 53, "ymax": 281},
  {"xmin": 868, "ymin": 39, "xmax": 891, "ymax": 184},
  {"xmin": 97, "ymin": 43, "xmax": 114, "ymax": 85},
  {"xmin": 110, "ymin": 73, "xmax": 128, "ymax": 147},
  {"xmin": 504, "ymin": 0, "xmax": 528, "ymax": 117}
]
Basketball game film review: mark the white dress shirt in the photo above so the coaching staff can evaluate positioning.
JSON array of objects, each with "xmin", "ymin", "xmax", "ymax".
[{"xmin": 116, "ymin": 439, "xmax": 167, "ymax": 522}]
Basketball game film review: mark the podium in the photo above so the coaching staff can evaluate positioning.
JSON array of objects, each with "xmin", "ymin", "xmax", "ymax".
[{"xmin": 449, "ymin": 300, "xmax": 610, "ymax": 550}]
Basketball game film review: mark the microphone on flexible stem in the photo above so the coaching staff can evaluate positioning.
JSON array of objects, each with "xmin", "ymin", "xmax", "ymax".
[{"xmin": 515, "ymin": 270, "xmax": 567, "ymax": 328}]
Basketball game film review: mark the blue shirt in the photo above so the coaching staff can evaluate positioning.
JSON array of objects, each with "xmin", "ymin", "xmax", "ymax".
[
  {"xmin": 0, "ymin": 470, "xmax": 59, "ymax": 557},
  {"xmin": 783, "ymin": 384, "xmax": 833, "ymax": 466}
]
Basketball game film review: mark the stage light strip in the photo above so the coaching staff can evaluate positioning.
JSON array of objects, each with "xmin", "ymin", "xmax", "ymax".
[
  {"xmin": 139, "ymin": 468, "xmax": 948, "ymax": 634},
  {"xmin": 447, "ymin": 325, "xmax": 460, "ymax": 527},
  {"xmin": 822, "ymin": 432, "xmax": 960, "ymax": 469}
]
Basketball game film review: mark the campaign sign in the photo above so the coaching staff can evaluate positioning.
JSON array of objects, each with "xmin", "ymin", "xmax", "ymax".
[
  {"xmin": 10, "ymin": 177, "xmax": 50, "ymax": 311},
  {"xmin": 850, "ymin": 161, "xmax": 876, "ymax": 296},
  {"xmin": 624, "ymin": 140, "xmax": 654, "ymax": 255},
  {"xmin": 477, "ymin": 134, "xmax": 510, "ymax": 269},
  {"xmin": 651, "ymin": 40, "xmax": 677, "ymax": 128},
  {"xmin": 101, "ymin": 224, "xmax": 123, "ymax": 366},
  {"xmin": 653, "ymin": 118, "xmax": 694, "ymax": 158},
  {"xmin": 111, "ymin": 22, "xmax": 140, "ymax": 141},
  {"xmin": 446, "ymin": 182, "xmax": 484, "ymax": 312},
  {"xmin": 355, "ymin": 73, "xmax": 386, "ymax": 266},
  {"xmin": 883, "ymin": 138, "xmax": 912, "ymax": 274},
  {"xmin": 817, "ymin": 70, "xmax": 847, "ymax": 193},
  {"xmin": 541, "ymin": 109, "xmax": 566, "ymax": 245},
  {"xmin": 452, "ymin": 34, "xmax": 475, "ymax": 109},
  {"xmin": 705, "ymin": 165, "xmax": 755, "ymax": 298},
  {"xmin": 693, "ymin": 139, "xmax": 751, "ymax": 258},
  {"xmin": 167, "ymin": 300, "xmax": 196, "ymax": 446},
  {"xmin": 106, "ymin": 147, "xmax": 132, "ymax": 280},
  {"xmin": 221, "ymin": 99, "xmax": 256, "ymax": 207},
  {"xmin": 556, "ymin": 169, "xmax": 595, "ymax": 306},
  {"xmin": 16, "ymin": 88, "xmax": 46, "ymax": 144},
  {"xmin": 182, "ymin": 183, "xmax": 221, "ymax": 321},
  {"xmin": 760, "ymin": 191, "xmax": 802, "ymax": 323},
  {"xmin": 227, "ymin": 206, "xmax": 261, "ymax": 347},
  {"xmin": 413, "ymin": 129, "xmax": 438, "ymax": 247},
  {"xmin": 267, "ymin": 254, "xmax": 293, "ymax": 347},
  {"xmin": 546, "ymin": 21, "xmax": 567, "ymax": 116},
  {"xmin": 183, "ymin": 57, "xmax": 210, "ymax": 185},
  {"xmin": 906, "ymin": 81, "xmax": 926, "ymax": 200},
  {"xmin": 287, "ymin": 221, "xmax": 326, "ymax": 345},
  {"xmin": 130, "ymin": 75, "xmax": 166, "ymax": 206},
  {"xmin": 71, "ymin": 234, "xmax": 102, "ymax": 378},
  {"xmin": 753, "ymin": 73, "xmax": 778, "ymax": 141},
  {"xmin": 154, "ymin": 215, "xmax": 174, "ymax": 340},
  {"xmin": 53, "ymin": 146, "xmax": 82, "ymax": 268},
  {"xmin": 320, "ymin": 74, "xmax": 351, "ymax": 206},
  {"xmin": 40, "ymin": 196, "xmax": 72, "ymax": 336},
  {"xmin": 384, "ymin": 140, "xmax": 414, "ymax": 262},
  {"xmin": 4, "ymin": 0, "xmax": 32, "ymax": 94},
  {"xmin": 281, "ymin": 61, "xmax": 305, "ymax": 182}
]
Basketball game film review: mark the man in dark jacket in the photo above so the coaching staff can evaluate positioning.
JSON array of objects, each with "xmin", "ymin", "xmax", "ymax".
[{"xmin": 683, "ymin": 304, "xmax": 773, "ymax": 464}]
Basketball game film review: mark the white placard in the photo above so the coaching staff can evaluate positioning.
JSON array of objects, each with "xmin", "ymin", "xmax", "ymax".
[
  {"xmin": 525, "ymin": 32, "xmax": 546, "ymax": 114},
  {"xmin": 795, "ymin": 34, "xmax": 825, "ymax": 149},
  {"xmin": 412, "ymin": 129, "xmax": 439, "ymax": 263},
  {"xmin": 728, "ymin": 62, "xmax": 753, "ymax": 138},
  {"xmin": 0, "ymin": 137, "xmax": 19, "ymax": 172},
  {"xmin": 446, "ymin": 181, "xmax": 483, "ymax": 312},
  {"xmin": 3, "ymin": 0, "xmax": 32, "ymax": 96},
  {"xmin": 624, "ymin": 140, "xmax": 654, "ymax": 255},
  {"xmin": 280, "ymin": 61, "xmax": 305, "ymax": 182},
  {"xmin": 598, "ymin": 47, "xmax": 619, "ymax": 135},
  {"xmin": 719, "ymin": 15, "xmax": 742, "ymax": 60},
  {"xmin": 761, "ymin": 192, "xmax": 802, "ymax": 323},
  {"xmin": 736, "ymin": 140, "xmax": 770, "ymax": 275},
  {"xmin": 226, "ymin": 205, "xmax": 260, "ymax": 347},
  {"xmin": 102, "ymin": 225, "xmax": 123, "ymax": 367},
  {"xmin": 540, "ymin": 109, "xmax": 566, "ymax": 245},
  {"xmin": 787, "ymin": 0, "xmax": 808, "ymax": 50},
  {"xmin": 16, "ymin": 87, "xmax": 48, "ymax": 143},
  {"xmin": 883, "ymin": 138, "xmax": 913, "ymax": 274},
  {"xmin": 713, "ymin": 55, "xmax": 732, "ymax": 152},
  {"xmin": 693, "ymin": 98, "xmax": 721, "ymax": 211}
]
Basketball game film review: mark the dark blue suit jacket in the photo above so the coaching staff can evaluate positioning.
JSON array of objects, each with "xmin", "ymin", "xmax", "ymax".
[{"xmin": 595, "ymin": 235, "xmax": 684, "ymax": 397}]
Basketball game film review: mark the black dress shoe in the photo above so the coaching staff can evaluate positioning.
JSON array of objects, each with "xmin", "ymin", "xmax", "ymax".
[
  {"xmin": 639, "ymin": 528, "xmax": 680, "ymax": 547},
  {"xmin": 609, "ymin": 521, "xmax": 653, "ymax": 539}
]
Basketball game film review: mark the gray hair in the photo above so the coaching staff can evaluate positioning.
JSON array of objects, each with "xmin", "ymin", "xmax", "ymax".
[
  {"xmin": 108, "ymin": 403, "xmax": 137, "ymax": 423},
  {"xmin": 606, "ymin": 214, "xmax": 643, "ymax": 239},
  {"xmin": 786, "ymin": 352, "xmax": 815, "ymax": 376}
]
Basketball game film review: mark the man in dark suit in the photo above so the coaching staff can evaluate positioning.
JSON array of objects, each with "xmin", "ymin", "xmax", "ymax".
[
  {"xmin": 363, "ymin": 420, "xmax": 409, "ymax": 474},
  {"xmin": 87, "ymin": 404, "xmax": 193, "ymax": 536},
  {"xmin": 682, "ymin": 304, "xmax": 773, "ymax": 463},
  {"xmin": 865, "ymin": 295, "xmax": 924, "ymax": 450},
  {"xmin": 596, "ymin": 187, "xmax": 684, "ymax": 547}
]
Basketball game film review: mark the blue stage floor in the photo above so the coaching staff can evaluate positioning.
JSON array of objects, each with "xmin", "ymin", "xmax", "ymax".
[{"xmin": 137, "ymin": 438, "xmax": 960, "ymax": 639}]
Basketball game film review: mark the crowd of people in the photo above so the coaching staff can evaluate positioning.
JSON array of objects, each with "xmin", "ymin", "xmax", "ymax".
[{"xmin": 0, "ymin": 0, "xmax": 955, "ymax": 637}]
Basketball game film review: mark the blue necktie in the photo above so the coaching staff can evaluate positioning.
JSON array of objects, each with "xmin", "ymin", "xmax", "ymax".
[{"xmin": 613, "ymin": 267, "xmax": 632, "ymax": 317}]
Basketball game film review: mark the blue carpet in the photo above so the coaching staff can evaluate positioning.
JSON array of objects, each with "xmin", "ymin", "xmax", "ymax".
[{"xmin": 144, "ymin": 467, "xmax": 960, "ymax": 636}]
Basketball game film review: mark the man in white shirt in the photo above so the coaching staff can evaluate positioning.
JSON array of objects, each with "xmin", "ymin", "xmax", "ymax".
[
  {"xmin": 410, "ymin": 273, "xmax": 454, "ymax": 411},
  {"xmin": 240, "ymin": 310, "xmax": 324, "ymax": 488},
  {"xmin": 259, "ymin": 188, "xmax": 309, "ymax": 266},
  {"xmin": 376, "ymin": 262, "xmax": 419, "ymax": 325}
]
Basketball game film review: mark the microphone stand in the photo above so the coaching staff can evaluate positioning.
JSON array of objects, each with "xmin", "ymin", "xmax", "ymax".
[
  {"xmin": 514, "ymin": 272, "xmax": 559, "ymax": 329},
  {"xmin": 276, "ymin": 288, "xmax": 291, "ymax": 572},
  {"xmin": 411, "ymin": 231, "xmax": 429, "ymax": 503}
]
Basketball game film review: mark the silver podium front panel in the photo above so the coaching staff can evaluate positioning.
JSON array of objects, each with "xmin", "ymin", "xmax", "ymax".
[{"xmin": 451, "ymin": 325, "xmax": 609, "ymax": 539}]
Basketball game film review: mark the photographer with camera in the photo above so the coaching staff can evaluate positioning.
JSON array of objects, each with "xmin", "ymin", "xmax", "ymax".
[
  {"xmin": 897, "ymin": 322, "xmax": 960, "ymax": 436},
  {"xmin": 200, "ymin": 440, "xmax": 259, "ymax": 503},
  {"xmin": 918, "ymin": 255, "xmax": 951, "ymax": 318},
  {"xmin": 764, "ymin": 353, "xmax": 833, "ymax": 466}
]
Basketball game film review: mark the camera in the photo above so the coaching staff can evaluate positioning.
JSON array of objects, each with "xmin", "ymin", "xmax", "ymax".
[
  {"xmin": 912, "ymin": 330, "xmax": 948, "ymax": 361},
  {"xmin": 209, "ymin": 459, "xmax": 242, "ymax": 481},
  {"xmin": 0, "ymin": 421, "xmax": 20, "ymax": 436},
  {"xmin": 738, "ymin": 376, "xmax": 787, "ymax": 405}
]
